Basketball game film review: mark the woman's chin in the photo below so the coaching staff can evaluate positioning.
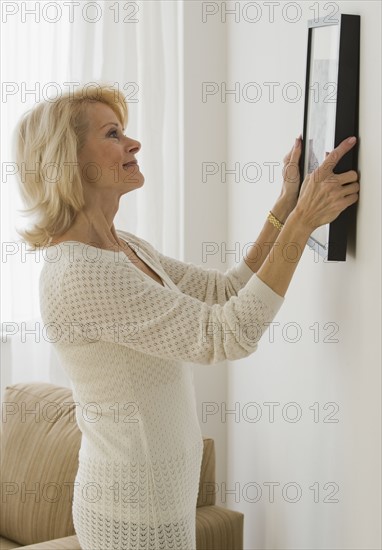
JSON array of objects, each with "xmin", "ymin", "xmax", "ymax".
[{"xmin": 123, "ymin": 173, "xmax": 145, "ymax": 187}]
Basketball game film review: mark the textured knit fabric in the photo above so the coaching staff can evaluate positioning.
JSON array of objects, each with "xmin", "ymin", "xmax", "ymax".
[{"xmin": 39, "ymin": 229, "xmax": 284, "ymax": 550}]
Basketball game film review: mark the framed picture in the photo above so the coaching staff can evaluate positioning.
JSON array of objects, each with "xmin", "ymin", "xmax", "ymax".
[{"xmin": 298, "ymin": 14, "xmax": 360, "ymax": 261}]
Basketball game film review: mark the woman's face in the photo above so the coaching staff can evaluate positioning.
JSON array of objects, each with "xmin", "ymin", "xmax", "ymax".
[{"xmin": 77, "ymin": 101, "xmax": 144, "ymax": 198}]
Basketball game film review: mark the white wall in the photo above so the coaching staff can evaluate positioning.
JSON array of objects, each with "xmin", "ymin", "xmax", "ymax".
[
  {"xmin": 181, "ymin": 1, "xmax": 380, "ymax": 546},
  {"xmin": 223, "ymin": 1, "xmax": 381, "ymax": 549}
]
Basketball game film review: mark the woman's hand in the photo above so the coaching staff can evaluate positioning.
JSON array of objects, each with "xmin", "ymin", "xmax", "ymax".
[
  {"xmin": 281, "ymin": 135, "xmax": 302, "ymax": 200},
  {"xmin": 271, "ymin": 136, "xmax": 302, "ymax": 223},
  {"xmin": 294, "ymin": 136, "xmax": 360, "ymax": 232}
]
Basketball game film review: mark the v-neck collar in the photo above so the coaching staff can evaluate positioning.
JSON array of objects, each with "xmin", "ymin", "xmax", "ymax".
[{"xmin": 116, "ymin": 231, "xmax": 178, "ymax": 291}]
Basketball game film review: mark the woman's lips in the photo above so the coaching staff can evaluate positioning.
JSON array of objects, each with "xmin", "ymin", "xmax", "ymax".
[{"xmin": 123, "ymin": 161, "xmax": 139, "ymax": 170}]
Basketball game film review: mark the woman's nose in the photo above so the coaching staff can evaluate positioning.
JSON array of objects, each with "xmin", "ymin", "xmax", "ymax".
[{"xmin": 124, "ymin": 137, "xmax": 141, "ymax": 153}]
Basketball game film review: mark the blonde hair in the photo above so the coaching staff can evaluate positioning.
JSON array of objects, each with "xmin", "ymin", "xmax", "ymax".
[{"xmin": 14, "ymin": 83, "xmax": 128, "ymax": 250}]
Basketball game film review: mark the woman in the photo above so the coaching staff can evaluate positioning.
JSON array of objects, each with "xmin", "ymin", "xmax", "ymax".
[{"xmin": 14, "ymin": 85, "xmax": 359, "ymax": 550}]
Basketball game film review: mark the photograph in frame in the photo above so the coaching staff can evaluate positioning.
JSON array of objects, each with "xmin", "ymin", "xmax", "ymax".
[{"xmin": 299, "ymin": 14, "xmax": 360, "ymax": 261}]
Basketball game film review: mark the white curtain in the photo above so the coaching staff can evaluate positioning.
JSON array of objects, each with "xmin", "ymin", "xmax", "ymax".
[{"xmin": 0, "ymin": 0, "xmax": 184, "ymax": 400}]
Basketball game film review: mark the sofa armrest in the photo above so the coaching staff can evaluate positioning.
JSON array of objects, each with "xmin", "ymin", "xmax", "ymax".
[
  {"xmin": 196, "ymin": 505, "xmax": 244, "ymax": 550},
  {"xmin": 198, "ymin": 437, "xmax": 216, "ymax": 507}
]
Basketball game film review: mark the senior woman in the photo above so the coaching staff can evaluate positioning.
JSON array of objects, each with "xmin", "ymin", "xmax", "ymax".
[{"xmin": 14, "ymin": 85, "xmax": 359, "ymax": 550}]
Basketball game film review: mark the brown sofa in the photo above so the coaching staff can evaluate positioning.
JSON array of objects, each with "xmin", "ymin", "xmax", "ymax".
[{"xmin": 0, "ymin": 383, "xmax": 243, "ymax": 549}]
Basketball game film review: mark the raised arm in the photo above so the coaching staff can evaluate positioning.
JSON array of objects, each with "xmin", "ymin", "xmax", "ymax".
[
  {"xmin": 118, "ymin": 230, "xmax": 256, "ymax": 306},
  {"xmin": 49, "ymin": 253, "xmax": 284, "ymax": 366},
  {"xmin": 243, "ymin": 136, "xmax": 303, "ymax": 274},
  {"xmin": 255, "ymin": 136, "xmax": 359, "ymax": 297}
]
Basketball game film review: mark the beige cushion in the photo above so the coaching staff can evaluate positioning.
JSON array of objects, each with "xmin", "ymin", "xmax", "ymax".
[
  {"xmin": 0, "ymin": 534, "xmax": 81, "ymax": 549},
  {"xmin": 0, "ymin": 535, "xmax": 23, "ymax": 550},
  {"xmin": 1, "ymin": 383, "xmax": 82, "ymax": 546},
  {"xmin": 3, "ymin": 506, "xmax": 243, "ymax": 549}
]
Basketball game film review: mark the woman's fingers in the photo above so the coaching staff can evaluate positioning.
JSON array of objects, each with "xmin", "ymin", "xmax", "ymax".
[
  {"xmin": 282, "ymin": 138, "xmax": 302, "ymax": 187},
  {"xmin": 283, "ymin": 136, "xmax": 302, "ymax": 165},
  {"xmin": 290, "ymin": 138, "xmax": 302, "ymax": 165},
  {"xmin": 313, "ymin": 136, "xmax": 357, "ymax": 182},
  {"xmin": 320, "ymin": 178, "xmax": 359, "ymax": 205},
  {"xmin": 341, "ymin": 181, "xmax": 360, "ymax": 196},
  {"xmin": 338, "ymin": 170, "xmax": 359, "ymax": 184},
  {"xmin": 322, "ymin": 170, "xmax": 359, "ymax": 187},
  {"xmin": 294, "ymin": 136, "xmax": 359, "ymax": 229},
  {"xmin": 283, "ymin": 145, "xmax": 294, "ymax": 165},
  {"xmin": 339, "ymin": 191, "xmax": 360, "ymax": 210}
]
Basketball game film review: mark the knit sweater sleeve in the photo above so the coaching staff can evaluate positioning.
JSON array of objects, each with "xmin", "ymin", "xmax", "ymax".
[
  {"xmin": 118, "ymin": 230, "xmax": 256, "ymax": 305},
  {"xmin": 59, "ymin": 255, "xmax": 284, "ymax": 365}
]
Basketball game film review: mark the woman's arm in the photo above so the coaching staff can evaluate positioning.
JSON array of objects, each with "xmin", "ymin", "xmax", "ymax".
[
  {"xmin": 118, "ymin": 229, "xmax": 257, "ymax": 305},
  {"xmin": 242, "ymin": 194, "xmax": 298, "ymax": 275},
  {"xmin": 243, "ymin": 136, "xmax": 302, "ymax": 274},
  {"xmin": 252, "ymin": 136, "xmax": 360, "ymax": 297}
]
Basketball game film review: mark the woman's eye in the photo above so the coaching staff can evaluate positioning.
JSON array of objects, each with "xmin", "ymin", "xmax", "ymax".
[{"xmin": 108, "ymin": 130, "xmax": 119, "ymax": 139}]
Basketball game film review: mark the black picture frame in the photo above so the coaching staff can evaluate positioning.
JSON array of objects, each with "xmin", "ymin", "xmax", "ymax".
[{"xmin": 298, "ymin": 14, "xmax": 360, "ymax": 261}]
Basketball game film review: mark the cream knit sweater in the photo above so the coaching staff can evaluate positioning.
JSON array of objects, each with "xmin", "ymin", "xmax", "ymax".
[{"xmin": 39, "ymin": 229, "xmax": 284, "ymax": 550}]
